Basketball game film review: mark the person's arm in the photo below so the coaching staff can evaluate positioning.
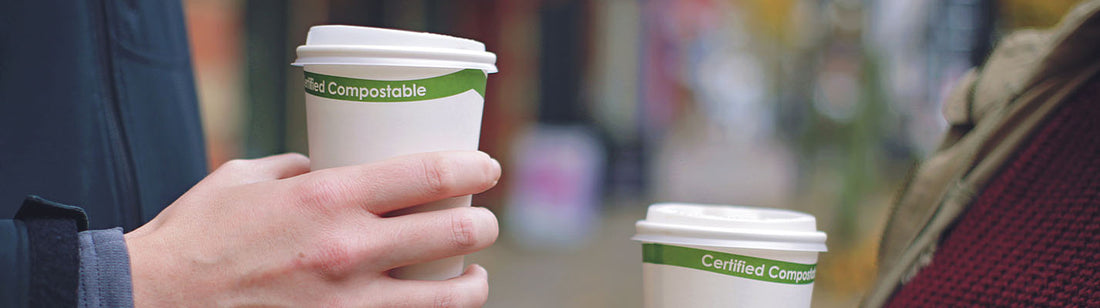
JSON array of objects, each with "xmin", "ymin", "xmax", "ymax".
[
  {"xmin": 0, "ymin": 196, "xmax": 136, "ymax": 308},
  {"xmin": 4, "ymin": 150, "xmax": 500, "ymax": 307},
  {"xmin": 1, "ymin": 201, "xmax": 137, "ymax": 308},
  {"xmin": 126, "ymin": 151, "xmax": 501, "ymax": 306}
]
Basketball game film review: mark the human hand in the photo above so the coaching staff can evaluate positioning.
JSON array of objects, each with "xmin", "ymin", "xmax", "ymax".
[{"xmin": 124, "ymin": 151, "xmax": 501, "ymax": 307}]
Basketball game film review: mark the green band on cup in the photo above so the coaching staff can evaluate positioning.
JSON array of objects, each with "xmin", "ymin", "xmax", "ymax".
[
  {"xmin": 642, "ymin": 243, "xmax": 817, "ymax": 285},
  {"xmin": 303, "ymin": 69, "xmax": 486, "ymax": 102}
]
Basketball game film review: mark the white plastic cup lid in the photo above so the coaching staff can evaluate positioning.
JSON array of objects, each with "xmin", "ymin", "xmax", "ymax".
[
  {"xmin": 633, "ymin": 203, "xmax": 828, "ymax": 252},
  {"xmin": 292, "ymin": 25, "xmax": 498, "ymax": 73}
]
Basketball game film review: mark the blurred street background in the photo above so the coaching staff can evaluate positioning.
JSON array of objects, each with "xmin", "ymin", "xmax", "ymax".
[{"xmin": 182, "ymin": 0, "xmax": 1080, "ymax": 306}]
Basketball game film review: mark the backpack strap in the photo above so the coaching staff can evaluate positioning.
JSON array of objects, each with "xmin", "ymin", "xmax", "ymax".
[{"xmin": 865, "ymin": 1, "xmax": 1100, "ymax": 306}]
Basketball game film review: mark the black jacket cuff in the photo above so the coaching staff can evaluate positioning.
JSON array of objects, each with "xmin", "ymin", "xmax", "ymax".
[{"xmin": 14, "ymin": 195, "xmax": 90, "ymax": 307}]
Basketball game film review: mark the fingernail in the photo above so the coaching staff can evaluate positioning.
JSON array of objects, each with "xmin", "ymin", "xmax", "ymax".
[
  {"xmin": 474, "ymin": 206, "xmax": 495, "ymax": 215},
  {"xmin": 489, "ymin": 158, "xmax": 502, "ymax": 185},
  {"xmin": 490, "ymin": 158, "xmax": 501, "ymax": 171}
]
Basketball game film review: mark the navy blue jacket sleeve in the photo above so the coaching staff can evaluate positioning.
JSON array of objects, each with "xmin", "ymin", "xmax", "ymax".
[
  {"xmin": 0, "ymin": 218, "xmax": 30, "ymax": 307},
  {"xmin": 1, "ymin": 196, "xmax": 90, "ymax": 307}
]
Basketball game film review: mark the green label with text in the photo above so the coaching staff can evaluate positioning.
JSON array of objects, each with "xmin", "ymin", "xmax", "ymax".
[
  {"xmin": 642, "ymin": 243, "xmax": 817, "ymax": 285},
  {"xmin": 303, "ymin": 69, "xmax": 486, "ymax": 102}
]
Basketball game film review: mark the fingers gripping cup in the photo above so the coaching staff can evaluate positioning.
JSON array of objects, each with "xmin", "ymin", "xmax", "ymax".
[
  {"xmin": 633, "ymin": 203, "xmax": 828, "ymax": 308},
  {"xmin": 293, "ymin": 25, "xmax": 497, "ymax": 281}
]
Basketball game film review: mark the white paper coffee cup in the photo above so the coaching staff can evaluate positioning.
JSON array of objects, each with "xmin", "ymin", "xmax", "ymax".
[
  {"xmin": 633, "ymin": 203, "xmax": 827, "ymax": 308},
  {"xmin": 293, "ymin": 25, "xmax": 497, "ymax": 281}
]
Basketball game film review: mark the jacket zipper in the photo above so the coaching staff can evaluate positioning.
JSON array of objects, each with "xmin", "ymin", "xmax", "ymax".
[{"xmin": 92, "ymin": 0, "xmax": 142, "ymax": 230}]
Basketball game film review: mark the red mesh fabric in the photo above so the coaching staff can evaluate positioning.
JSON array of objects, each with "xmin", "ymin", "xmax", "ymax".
[{"xmin": 886, "ymin": 80, "xmax": 1100, "ymax": 307}]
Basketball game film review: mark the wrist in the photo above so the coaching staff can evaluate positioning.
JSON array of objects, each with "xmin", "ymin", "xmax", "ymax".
[{"xmin": 125, "ymin": 231, "xmax": 186, "ymax": 307}]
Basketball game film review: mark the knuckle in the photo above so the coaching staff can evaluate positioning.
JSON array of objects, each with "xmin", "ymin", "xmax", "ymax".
[
  {"xmin": 306, "ymin": 237, "xmax": 356, "ymax": 278},
  {"xmin": 218, "ymin": 158, "xmax": 252, "ymax": 172},
  {"xmin": 288, "ymin": 153, "xmax": 313, "ymax": 165},
  {"xmin": 292, "ymin": 176, "xmax": 341, "ymax": 212},
  {"xmin": 421, "ymin": 154, "xmax": 457, "ymax": 196},
  {"xmin": 450, "ymin": 210, "xmax": 480, "ymax": 249},
  {"xmin": 271, "ymin": 153, "xmax": 310, "ymax": 169},
  {"xmin": 282, "ymin": 152, "xmax": 310, "ymax": 162}
]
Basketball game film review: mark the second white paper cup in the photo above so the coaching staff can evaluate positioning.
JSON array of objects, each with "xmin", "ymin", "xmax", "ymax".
[
  {"xmin": 294, "ymin": 25, "xmax": 497, "ymax": 281},
  {"xmin": 634, "ymin": 203, "xmax": 828, "ymax": 308}
]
